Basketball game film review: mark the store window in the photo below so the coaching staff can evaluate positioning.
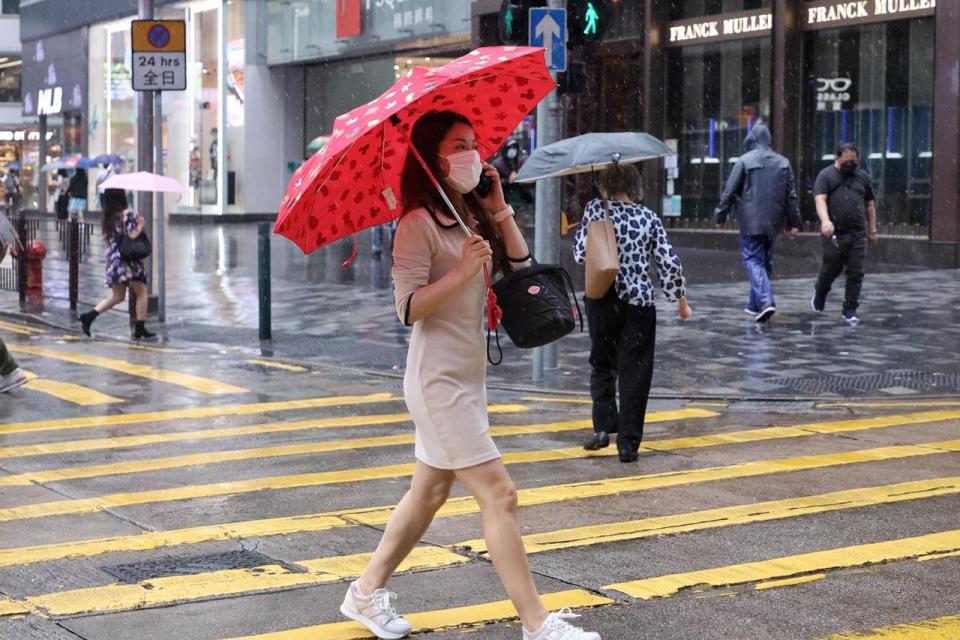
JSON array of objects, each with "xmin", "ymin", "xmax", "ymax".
[
  {"xmin": 802, "ymin": 19, "xmax": 934, "ymax": 232},
  {"xmin": 665, "ymin": 37, "xmax": 771, "ymax": 221},
  {"xmin": 0, "ymin": 56, "xmax": 20, "ymax": 103},
  {"xmin": 669, "ymin": 0, "xmax": 768, "ymax": 20}
]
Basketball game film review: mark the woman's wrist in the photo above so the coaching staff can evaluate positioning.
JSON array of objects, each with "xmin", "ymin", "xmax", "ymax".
[{"xmin": 491, "ymin": 204, "xmax": 515, "ymax": 224}]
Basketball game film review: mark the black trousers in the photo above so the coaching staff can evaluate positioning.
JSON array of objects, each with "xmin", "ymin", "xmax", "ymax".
[
  {"xmin": 585, "ymin": 288, "xmax": 657, "ymax": 453},
  {"xmin": 816, "ymin": 231, "xmax": 867, "ymax": 312}
]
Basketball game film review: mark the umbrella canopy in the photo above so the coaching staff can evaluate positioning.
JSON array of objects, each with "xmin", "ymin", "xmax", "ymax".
[
  {"xmin": 514, "ymin": 132, "xmax": 676, "ymax": 183},
  {"xmin": 6, "ymin": 161, "xmax": 21, "ymax": 171},
  {"xmin": 275, "ymin": 46, "xmax": 556, "ymax": 254},
  {"xmin": 64, "ymin": 154, "xmax": 98, "ymax": 169},
  {"xmin": 99, "ymin": 171, "xmax": 184, "ymax": 193},
  {"xmin": 93, "ymin": 154, "xmax": 125, "ymax": 167},
  {"xmin": 306, "ymin": 135, "xmax": 330, "ymax": 154},
  {"xmin": 40, "ymin": 160, "xmax": 68, "ymax": 172}
]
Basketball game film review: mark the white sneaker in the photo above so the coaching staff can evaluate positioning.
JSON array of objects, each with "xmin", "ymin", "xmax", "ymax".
[
  {"xmin": 0, "ymin": 367, "xmax": 27, "ymax": 393},
  {"xmin": 523, "ymin": 609, "xmax": 601, "ymax": 640},
  {"xmin": 340, "ymin": 581, "xmax": 412, "ymax": 639}
]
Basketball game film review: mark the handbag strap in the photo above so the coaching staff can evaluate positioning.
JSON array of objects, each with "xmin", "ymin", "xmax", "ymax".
[
  {"xmin": 484, "ymin": 263, "xmax": 503, "ymax": 366},
  {"xmin": 559, "ymin": 266, "xmax": 585, "ymax": 333}
]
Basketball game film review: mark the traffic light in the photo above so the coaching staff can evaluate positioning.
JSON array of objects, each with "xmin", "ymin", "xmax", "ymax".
[
  {"xmin": 567, "ymin": 0, "xmax": 611, "ymax": 46},
  {"xmin": 498, "ymin": 0, "xmax": 547, "ymax": 46}
]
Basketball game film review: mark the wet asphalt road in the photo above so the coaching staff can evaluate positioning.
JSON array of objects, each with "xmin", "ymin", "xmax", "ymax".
[{"xmin": 1, "ymin": 315, "xmax": 959, "ymax": 639}]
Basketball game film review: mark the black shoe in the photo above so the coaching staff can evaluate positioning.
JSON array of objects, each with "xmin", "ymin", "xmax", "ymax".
[
  {"xmin": 583, "ymin": 431, "xmax": 610, "ymax": 451},
  {"xmin": 133, "ymin": 321, "xmax": 157, "ymax": 340},
  {"xmin": 618, "ymin": 449, "xmax": 639, "ymax": 463},
  {"xmin": 78, "ymin": 309, "xmax": 98, "ymax": 337}
]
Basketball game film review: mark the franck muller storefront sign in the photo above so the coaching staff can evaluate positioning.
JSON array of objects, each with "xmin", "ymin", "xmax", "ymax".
[
  {"xmin": 802, "ymin": 0, "xmax": 936, "ymax": 29},
  {"xmin": 667, "ymin": 9, "xmax": 772, "ymax": 47}
]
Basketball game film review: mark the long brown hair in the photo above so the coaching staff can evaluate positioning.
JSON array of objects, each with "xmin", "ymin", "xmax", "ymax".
[
  {"xmin": 400, "ymin": 111, "xmax": 509, "ymax": 275},
  {"xmin": 101, "ymin": 189, "xmax": 128, "ymax": 243}
]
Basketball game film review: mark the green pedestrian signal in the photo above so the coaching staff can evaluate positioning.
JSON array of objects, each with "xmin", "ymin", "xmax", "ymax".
[
  {"xmin": 497, "ymin": 0, "xmax": 546, "ymax": 46},
  {"xmin": 568, "ymin": 0, "xmax": 609, "ymax": 46},
  {"xmin": 583, "ymin": 2, "xmax": 599, "ymax": 35}
]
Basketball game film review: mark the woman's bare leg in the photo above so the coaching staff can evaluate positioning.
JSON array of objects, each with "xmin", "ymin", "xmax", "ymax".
[
  {"xmin": 357, "ymin": 460, "xmax": 456, "ymax": 594},
  {"xmin": 95, "ymin": 285, "xmax": 127, "ymax": 314},
  {"xmin": 130, "ymin": 281, "xmax": 148, "ymax": 321},
  {"xmin": 456, "ymin": 458, "xmax": 549, "ymax": 632}
]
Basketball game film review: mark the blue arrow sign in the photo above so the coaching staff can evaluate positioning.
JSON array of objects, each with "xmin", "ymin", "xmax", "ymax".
[{"xmin": 529, "ymin": 7, "xmax": 566, "ymax": 72}]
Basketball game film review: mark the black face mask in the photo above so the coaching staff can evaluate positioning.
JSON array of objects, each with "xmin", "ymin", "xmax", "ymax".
[{"xmin": 840, "ymin": 161, "xmax": 858, "ymax": 177}]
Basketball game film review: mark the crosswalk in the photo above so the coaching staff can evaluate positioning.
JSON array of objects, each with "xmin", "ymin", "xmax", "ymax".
[{"xmin": 0, "ymin": 317, "xmax": 958, "ymax": 638}]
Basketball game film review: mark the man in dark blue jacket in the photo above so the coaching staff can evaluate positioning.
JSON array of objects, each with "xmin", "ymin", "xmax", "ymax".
[{"xmin": 714, "ymin": 122, "xmax": 801, "ymax": 322}]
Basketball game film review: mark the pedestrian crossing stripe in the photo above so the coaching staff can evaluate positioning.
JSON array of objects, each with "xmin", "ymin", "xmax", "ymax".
[
  {"xmin": 246, "ymin": 359, "xmax": 308, "ymax": 372},
  {"xmin": 605, "ymin": 528, "xmax": 960, "ymax": 599},
  {"xmin": 0, "ymin": 410, "xmax": 711, "ymax": 517},
  {"xmin": 0, "ymin": 409, "xmax": 709, "ymax": 485},
  {"xmin": 2, "ymin": 437, "xmax": 958, "ymax": 567},
  {"xmin": 0, "ymin": 404, "xmax": 529, "ymax": 459},
  {"xmin": 227, "ymin": 589, "xmax": 613, "ymax": 640},
  {"xmin": 20, "ymin": 370, "xmax": 123, "ymax": 406},
  {"xmin": 821, "ymin": 614, "xmax": 960, "ymax": 639},
  {"xmin": 5, "ymin": 344, "xmax": 249, "ymax": 395},
  {"xmin": 0, "ymin": 320, "xmax": 46, "ymax": 335},
  {"xmin": 522, "ymin": 395, "xmax": 592, "ymax": 405},
  {"xmin": 216, "ymin": 530, "xmax": 960, "ymax": 640},
  {"xmin": 17, "ymin": 476, "xmax": 960, "ymax": 616},
  {"xmin": 820, "ymin": 400, "xmax": 960, "ymax": 409},
  {"xmin": 0, "ymin": 392, "xmax": 401, "ymax": 436},
  {"xmin": 0, "ymin": 596, "xmax": 29, "ymax": 617}
]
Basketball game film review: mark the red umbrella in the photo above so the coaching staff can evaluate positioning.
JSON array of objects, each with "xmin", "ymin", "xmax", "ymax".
[{"xmin": 274, "ymin": 46, "xmax": 555, "ymax": 255}]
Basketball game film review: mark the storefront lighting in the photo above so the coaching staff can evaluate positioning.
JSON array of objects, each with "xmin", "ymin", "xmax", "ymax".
[
  {"xmin": 0, "ymin": 60, "xmax": 22, "ymax": 70},
  {"xmin": 0, "ymin": 58, "xmax": 8, "ymax": 64}
]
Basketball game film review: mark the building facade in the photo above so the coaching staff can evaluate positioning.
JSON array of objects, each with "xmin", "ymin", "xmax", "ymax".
[{"xmin": 473, "ymin": 0, "xmax": 959, "ymax": 267}]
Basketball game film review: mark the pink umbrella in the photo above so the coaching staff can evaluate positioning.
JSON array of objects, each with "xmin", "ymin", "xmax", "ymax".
[{"xmin": 98, "ymin": 171, "xmax": 184, "ymax": 193}]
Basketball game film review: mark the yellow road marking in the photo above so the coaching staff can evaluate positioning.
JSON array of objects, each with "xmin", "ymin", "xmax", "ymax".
[
  {"xmin": 605, "ymin": 529, "xmax": 960, "ymax": 599},
  {"xmin": 20, "ymin": 370, "xmax": 123, "ymax": 406},
  {"xmin": 0, "ymin": 410, "xmax": 709, "ymax": 514},
  {"xmin": 0, "ymin": 595, "xmax": 30, "ymax": 616},
  {"xmin": 820, "ymin": 401, "xmax": 960, "ymax": 409},
  {"xmin": 523, "ymin": 395, "xmax": 593, "ymax": 405},
  {"xmin": 0, "ymin": 409, "xmax": 705, "ymax": 483},
  {"xmin": 0, "ymin": 392, "xmax": 400, "ymax": 436},
  {"xmin": 5, "ymin": 344, "xmax": 248, "ymax": 395},
  {"xmin": 0, "ymin": 404, "xmax": 527, "ymax": 459},
  {"xmin": 227, "ymin": 590, "xmax": 613, "ymax": 640},
  {"xmin": 19, "ymin": 476, "xmax": 960, "ymax": 616},
  {"xmin": 2, "ymin": 438, "xmax": 957, "ymax": 569},
  {"xmin": 755, "ymin": 574, "xmax": 825, "ymax": 590},
  {"xmin": 246, "ymin": 359, "xmax": 308, "ymax": 372},
  {"xmin": 689, "ymin": 401, "xmax": 730, "ymax": 408},
  {"xmin": 0, "ymin": 320, "xmax": 45, "ymax": 335},
  {"xmin": 822, "ymin": 614, "xmax": 960, "ymax": 639}
]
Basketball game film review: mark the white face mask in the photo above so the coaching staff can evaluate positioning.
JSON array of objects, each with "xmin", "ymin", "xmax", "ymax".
[{"xmin": 442, "ymin": 149, "xmax": 482, "ymax": 194}]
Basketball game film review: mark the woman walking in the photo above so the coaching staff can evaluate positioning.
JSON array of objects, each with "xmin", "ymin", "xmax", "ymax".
[
  {"xmin": 340, "ymin": 111, "xmax": 600, "ymax": 640},
  {"xmin": 66, "ymin": 168, "xmax": 88, "ymax": 222},
  {"xmin": 77, "ymin": 189, "xmax": 155, "ymax": 340},
  {"xmin": 575, "ymin": 163, "xmax": 691, "ymax": 462}
]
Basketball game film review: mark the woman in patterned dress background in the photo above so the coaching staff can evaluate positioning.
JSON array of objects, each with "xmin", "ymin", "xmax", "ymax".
[{"xmin": 77, "ymin": 189, "xmax": 156, "ymax": 340}]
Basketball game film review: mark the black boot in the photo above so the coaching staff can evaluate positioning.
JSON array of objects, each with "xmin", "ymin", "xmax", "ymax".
[
  {"xmin": 78, "ymin": 309, "xmax": 99, "ymax": 337},
  {"xmin": 133, "ymin": 321, "xmax": 156, "ymax": 340},
  {"xmin": 583, "ymin": 431, "xmax": 610, "ymax": 451}
]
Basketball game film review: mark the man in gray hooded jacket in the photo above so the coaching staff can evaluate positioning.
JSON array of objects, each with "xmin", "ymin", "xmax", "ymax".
[{"xmin": 714, "ymin": 122, "xmax": 801, "ymax": 322}]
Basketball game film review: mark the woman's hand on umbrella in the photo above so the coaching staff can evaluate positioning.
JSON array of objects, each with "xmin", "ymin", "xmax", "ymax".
[
  {"xmin": 477, "ymin": 163, "xmax": 507, "ymax": 214},
  {"xmin": 457, "ymin": 235, "xmax": 493, "ymax": 281}
]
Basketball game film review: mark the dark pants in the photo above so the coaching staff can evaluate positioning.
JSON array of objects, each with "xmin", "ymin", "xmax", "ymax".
[
  {"xmin": 585, "ymin": 288, "xmax": 657, "ymax": 453},
  {"xmin": 816, "ymin": 232, "xmax": 867, "ymax": 312},
  {"xmin": 739, "ymin": 234, "xmax": 776, "ymax": 311},
  {"xmin": 0, "ymin": 338, "xmax": 18, "ymax": 376}
]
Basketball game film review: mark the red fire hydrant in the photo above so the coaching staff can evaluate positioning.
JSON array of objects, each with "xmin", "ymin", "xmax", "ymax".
[{"xmin": 25, "ymin": 239, "xmax": 46, "ymax": 296}]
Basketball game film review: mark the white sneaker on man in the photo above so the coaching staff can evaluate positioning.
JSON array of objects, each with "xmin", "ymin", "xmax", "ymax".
[
  {"xmin": 523, "ymin": 609, "xmax": 601, "ymax": 640},
  {"xmin": 0, "ymin": 367, "xmax": 27, "ymax": 393},
  {"xmin": 340, "ymin": 581, "xmax": 412, "ymax": 639}
]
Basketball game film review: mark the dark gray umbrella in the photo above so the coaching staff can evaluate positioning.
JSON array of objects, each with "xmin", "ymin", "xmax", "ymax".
[{"xmin": 514, "ymin": 132, "xmax": 675, "ymax": 183}]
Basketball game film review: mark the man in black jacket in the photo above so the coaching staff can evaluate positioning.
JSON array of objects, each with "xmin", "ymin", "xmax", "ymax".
[
  {"xmin": 811, "ymin": 143, "xmax": 878, "ymax": 326},
  {"xmin": 714, "ymin": 122, "xmax": 801, "ymax": 323}
]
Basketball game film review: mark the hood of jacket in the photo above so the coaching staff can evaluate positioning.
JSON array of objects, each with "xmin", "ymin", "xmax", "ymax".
[{"xmin": 743, "ymin": 122, "xmax": 772, "ymax": 152}]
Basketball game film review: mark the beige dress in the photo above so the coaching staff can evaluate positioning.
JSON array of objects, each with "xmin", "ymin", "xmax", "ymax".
[{"xmin": 392, "ymin": 207, "xmax": 501, "ymax": 470}]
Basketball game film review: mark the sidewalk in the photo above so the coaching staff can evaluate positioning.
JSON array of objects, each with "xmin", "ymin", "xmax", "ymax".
[{"xmin": 3, "ymin": 261, "xmax": 958, "ymax": 399}]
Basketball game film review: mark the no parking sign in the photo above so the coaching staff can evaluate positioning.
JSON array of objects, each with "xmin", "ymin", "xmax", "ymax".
[{"xmin": 131, "ymin": 20, "xmax": 187, "ymax": 92}]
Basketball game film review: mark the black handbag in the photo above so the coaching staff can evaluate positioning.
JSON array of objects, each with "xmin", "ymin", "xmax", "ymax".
[
  {"xmin": 118, "ymin": 231, "xmax": 152, "ymax": 262},
  {"xmin": 488, "ymin": 262, "xmax": 583, "ymax": 364}
]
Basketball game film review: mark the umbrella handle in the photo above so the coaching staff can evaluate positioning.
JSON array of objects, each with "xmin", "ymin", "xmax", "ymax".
[{"xmin": 409, "ymin": 143, "xmax": 472, "ymax": 238}]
